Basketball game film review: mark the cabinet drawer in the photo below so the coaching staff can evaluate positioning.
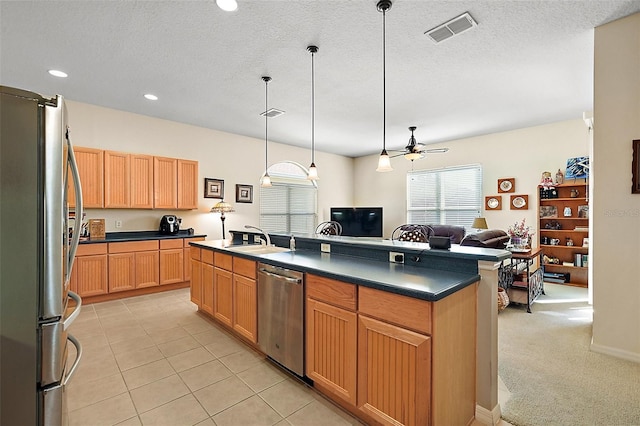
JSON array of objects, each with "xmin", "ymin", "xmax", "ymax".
[
  {"xmin": 76, "ymin": 243, "xmax": 108, "ymax": 256},
  {"xmin": 160, "ymin": 239, "xmax": 183, "ymax": 250},
  {"xmin": 359, "ymin": 286, "xmax": 432, "ymax": 335},
  {"xmin": 184, "ymin": 237, "xmax": 205, "ymax": 247},
  {"xmin": 214, "ymin": 252, "xmax": 233, "ymax": 271},
  {"xmin": 108, "ymin": 240, "xmax": 158, "ymax": 253},
  {"xmin": 307, "ymin": 274, "xmax": 357, "ymax": 311},
  {"xmin": 201, "ymin": 249, "xmax": 214, "ymax": 265},
  {"xmin": 233, "ymin": 257, "xmax": 256, "ymax": 279},
  {"xmin": 190, "ymin": 247, "xmax": 201, "ymax": 261}
]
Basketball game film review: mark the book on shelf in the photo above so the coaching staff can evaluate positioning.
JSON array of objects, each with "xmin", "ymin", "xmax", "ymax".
[{"xmin": 573, "ymin": 226, "xmax": 589, "ymax": 232}]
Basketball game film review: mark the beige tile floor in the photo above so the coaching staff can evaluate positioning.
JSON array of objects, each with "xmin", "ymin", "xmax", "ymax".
[{"xmin": 67, "ymin": 288, "xmax": 364, "ymax": 426}]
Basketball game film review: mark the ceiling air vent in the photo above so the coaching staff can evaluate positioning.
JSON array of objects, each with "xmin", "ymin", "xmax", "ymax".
[
  {"xmin": 425, "ymin": 12, "xmax": 477, "ymax": 44},
  {"xmin": 260, "ymin": 108, "xmax": 285, "ymax": 118}
]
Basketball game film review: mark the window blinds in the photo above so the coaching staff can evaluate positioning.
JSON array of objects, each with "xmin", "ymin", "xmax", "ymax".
[
  {"xmin": 407, "ymin": 164, "xmax": 482, "ymax": 228},
  {"xmin": 260, "ymin": 183, "xmax": 317, "ymax": 234}
]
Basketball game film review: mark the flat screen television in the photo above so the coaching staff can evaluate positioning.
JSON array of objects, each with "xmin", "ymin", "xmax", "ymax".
[{"xmin": 330, "ymin": 207, "xmax": 383, "ymax": 237}]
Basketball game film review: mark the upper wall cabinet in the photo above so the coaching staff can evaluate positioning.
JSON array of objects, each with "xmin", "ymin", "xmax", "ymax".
[
  {"xmin": 73, "ymin": 147, "xmax": 197, "ymax": 210},
  {"xmin": 69, "ymin": 147, "xmax": 104, "ymax": 208},
  {"xmin": 177, "ymin": 159, "xmax": 198, "ymax": 210}
]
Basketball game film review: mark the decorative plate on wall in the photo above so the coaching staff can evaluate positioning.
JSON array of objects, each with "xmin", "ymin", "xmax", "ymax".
[
  {"xmin": 498, "ymin": 178, "xmax": 515, "ymax": 193},
  {"xmin": 485, "ymin": 196, "xmax": 502, "ymax": 210},
  {"xmin": 510, "ymin": 194, "xmax": 529, "ymax": 210}
]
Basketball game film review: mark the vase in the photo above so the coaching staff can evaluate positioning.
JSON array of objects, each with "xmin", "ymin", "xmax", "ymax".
[{"xmin": 510, "ymin": 237, "xmax": 528, "ymax": 250}]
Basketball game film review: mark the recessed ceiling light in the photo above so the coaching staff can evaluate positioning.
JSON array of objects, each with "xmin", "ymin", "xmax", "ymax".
[
  {"xmin": 216, "ymin": 0, "xmax": 237, "ymax": 12},
  {"xmin": 48, "ymin": 69, "xmax": 68, "ymax": 78},
  {"xmin": 144, "ymin": 94, "xmax": 158, "ymax": 101}
]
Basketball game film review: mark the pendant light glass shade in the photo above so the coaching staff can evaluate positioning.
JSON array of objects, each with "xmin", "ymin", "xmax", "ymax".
[
  {"xmin": 376, "ymin": 0, "xmax": 393, "ymax": 173},
  {"xmin": 307, "ymin": 45, "xmax": 319, "ymax": 180},
  {"xmin": 261, "ymin": 76, "xmax": 273, "ymax": 188}
]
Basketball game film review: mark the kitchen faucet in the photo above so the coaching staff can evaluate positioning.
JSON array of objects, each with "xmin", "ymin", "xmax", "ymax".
[{"xmin": 244, "ymin": 225, "xmax": 271, "ymax": 247}]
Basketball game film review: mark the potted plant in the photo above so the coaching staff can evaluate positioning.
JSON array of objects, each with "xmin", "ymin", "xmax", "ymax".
[{"xmin": 507, "ymin": 218, "xmax": 533, "ymax": 250}]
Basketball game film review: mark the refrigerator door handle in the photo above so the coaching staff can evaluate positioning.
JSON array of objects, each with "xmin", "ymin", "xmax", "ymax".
[
  {"xmin": 63, "ymin": 333, "xmax": 82, "ymax": 386},
  {"xmin": 66, "ymin": 131, "xmax": 83, "ymax": 278},
  {"xmin": 62, "ymin": 291, "xmax": 82, "ymax": 330}
]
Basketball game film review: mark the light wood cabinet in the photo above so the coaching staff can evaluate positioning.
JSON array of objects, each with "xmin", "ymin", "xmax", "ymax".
[
  {"xmin": 233, "ymin": 273, "xmax": 257, "ymax": 343},
  {"xmin": 154, "ymin": 156, "xmax": 178, "ymax": 209},
  {"xmin": 74, "ymin": 243, "xmax": 108, "ymax": 297},
  {"xmin": 191, "ymin": 258, "xmax": 202, "ymax": 308},
  {"xmin": 104, "ymin": 151, "xmax": 130, "ymax": 208},
  {"xmin": 213, "ymin": 267, "xmax": 233, "ymax": 327},
  {"xmin": 357, "ymin": 315, "xmax": 431, "ymax": 426},
  {"xmin": 202, "ymin": 263, "xmax": 215, "ymax": 316},
  {"xmin": 183, "ymin": 237, "xmax": 205, "ymax": 282},
  {"xmin": 306, "ymin": 298, "xmax": 357, "ymax": 406},
  {"xmin": 108, "ymin": 252, "xmax": 135, "ymax": 292},
  {"xmin": 130, "ymin": 154, "xmax": 154, "ymax": 209},
  {"xmin": 69, "ymin": 147, "xmax": 104, "ymax": 208},
  {"xmin": 135, "ymin": 250, "xmax": 160, "ymax": 288},
  {"xmin": 159, "ymin": 239, "xmax": 184, "ymax": 285},
  {"xmin": 177, "ymin": 159, "xmax": 198, "ymax": 210}
]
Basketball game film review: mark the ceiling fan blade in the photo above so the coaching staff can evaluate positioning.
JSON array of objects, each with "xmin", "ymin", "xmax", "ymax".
[
  {"xmin": 389, "ymin": 152, "xmax": 406, "ymax": 158},
  {"xmin": 424, "ymin": 148, "xmax": 449, "ymax": 153}
]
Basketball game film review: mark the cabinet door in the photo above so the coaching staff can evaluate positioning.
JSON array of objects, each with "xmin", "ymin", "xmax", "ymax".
[
  {"xmin": 183, "ymin": 248, "xmax": 191, "ymax": 281},
  {"xmin": 306, "ymin": 298, "xmax": 357, "ymax": 406},
  {"xmin": 69, "ymin": 147, "xmax": 104, "ymax": 208},
  {"xmin": 159, "ymin": 248, "xmax": 184, "ymax": 285},
  {"xmin": 108, "ymin": 253, "xmax": 135, "ymax": 292},
  {"xmin": 130, "ymin": 154, "xmax": 154, "ymax": 209},
  {"xmin": 75, "ymin": 255, "xmax": 108, "ymax": 297},
  {"xmin": 213, "ymin": 267, "xmax": 233, "ymax": 327},
  {"xmin": 104, "ymin": 151, "xmax": 130, "ymax": 208},
  {"xmin": 233, "ymin": 274, "xmax": 257, "ymax": 343},
  {"xmin": 201, "ymin": 263, "xmax": 214, "ymax": 315},
  {"xmin": 177, "ymin": 159, "xmax": 198, "ymax": 210},
  {"xmin": 135, "ymin": 250, "xmax": 160, "ymax": 288},
  {"xmin": 358, "ymin": 315, "xmax": 431, "ymax": 426},
  {"xmin": 153, "ymin": 156, "xmax": 177, "ymax": 209},
  {"xmin": 191, "ymin": 259, "xmax": 202, "ymax": 307}
]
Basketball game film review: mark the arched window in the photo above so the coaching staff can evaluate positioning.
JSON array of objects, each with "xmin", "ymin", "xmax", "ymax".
[{"xmin": 260, "ymin": 162, "xmax": 318, "ymax": 234}]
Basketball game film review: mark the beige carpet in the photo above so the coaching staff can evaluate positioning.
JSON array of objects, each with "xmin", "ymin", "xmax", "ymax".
[{"xmin": 498, "ymin": 283, "xmax": 640, "ymax": 426}]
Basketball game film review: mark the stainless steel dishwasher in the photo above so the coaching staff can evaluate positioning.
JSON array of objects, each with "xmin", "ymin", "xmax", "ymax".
[{"xmin": 257, "ymin": 262, "xmax": 304, "ymax": 376}]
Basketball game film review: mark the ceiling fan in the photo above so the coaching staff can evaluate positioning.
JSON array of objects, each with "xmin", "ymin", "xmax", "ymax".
[{"xmin": 390, "ymin": 126, "xmax": 449, "ymax": 161}]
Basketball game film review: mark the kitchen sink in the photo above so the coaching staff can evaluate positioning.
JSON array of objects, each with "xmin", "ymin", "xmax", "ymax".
[{"xmin": 226, "ymin": 245, "xmax": 290, "ymax": 255}]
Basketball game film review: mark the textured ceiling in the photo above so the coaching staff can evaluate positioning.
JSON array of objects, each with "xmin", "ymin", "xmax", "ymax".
[{"xmin": 2, "ymin": 1, "xmax": 640, "ymax": 157}]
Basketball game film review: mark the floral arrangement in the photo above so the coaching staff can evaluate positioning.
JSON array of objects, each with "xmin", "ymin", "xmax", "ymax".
[{"xmin": 507, "ymin": 218, "xmax": 533, "ymax": 240}]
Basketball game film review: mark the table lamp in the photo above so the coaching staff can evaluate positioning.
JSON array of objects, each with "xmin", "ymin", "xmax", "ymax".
[
  {"xmin": 472, "ymin": 217, "xmax": 488, "ymax": 232},
  {"xmin": 210, "ymin": 200, "xmax": 234, "ymax": 239}
]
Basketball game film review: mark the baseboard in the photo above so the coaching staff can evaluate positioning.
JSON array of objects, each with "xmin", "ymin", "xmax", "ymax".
[
  {"xmin": 590, "ymin": 339, "xmax": 640, "ymax": 363},
  {"xmin": 475, "ymin": 403, "xmax": 501, "ymax": 425}
]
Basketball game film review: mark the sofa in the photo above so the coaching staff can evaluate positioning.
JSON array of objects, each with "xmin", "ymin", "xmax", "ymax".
[
  {"xmin": 392, "ymin": 224, "xmax": 466, "ymax": 244},
  {"xmin": 460, "ymin": 229, "xmax": 510, "ymax": 249}
]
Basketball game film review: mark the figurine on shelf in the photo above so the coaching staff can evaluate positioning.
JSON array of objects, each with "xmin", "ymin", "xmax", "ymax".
[
  {"xmin": 555, "ymin": 169, "xmax": 564, "ymax": 185},
  {"xmin": 540, "ymin": 171, "xmax": 555, "ymax": 189}
]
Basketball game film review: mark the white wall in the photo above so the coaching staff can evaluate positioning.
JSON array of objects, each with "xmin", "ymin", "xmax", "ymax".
[
  {"xmin": 592, "ymin": 12, "xmax": 640, "ymax": 361},
  {"xmin": 353, "ymin": 120, "xmax": 590, "ymax": 239},
  {"xmin": 66, "ymin": 101, "xmax": 354, "ymax": 239}
]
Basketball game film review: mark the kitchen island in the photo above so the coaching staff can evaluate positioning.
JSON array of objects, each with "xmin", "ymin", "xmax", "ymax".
[{"xmin": 190, "ymin": 234, "xmax": 509, "ymax": 426}]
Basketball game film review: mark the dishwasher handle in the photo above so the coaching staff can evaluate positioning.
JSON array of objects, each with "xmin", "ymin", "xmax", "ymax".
[{"xmin": 258, "ymin": 268, "xmax": 302, "ymax": 284}]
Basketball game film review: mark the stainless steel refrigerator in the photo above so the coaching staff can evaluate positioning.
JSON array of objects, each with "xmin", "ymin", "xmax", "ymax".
[{"xmin": 1, "ymin": 86, "xmax": 84, "ymax": 425}]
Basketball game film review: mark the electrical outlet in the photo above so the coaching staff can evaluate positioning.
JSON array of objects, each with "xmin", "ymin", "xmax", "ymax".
[
  {"xmin": 115, "ymin": 220, "xmax": 122, "ymax": 228},
  {"xmin": 242, "ymin": 234, "xmax": 249, "ymax": 241},
  {"xmin": 389, "ymin": 251, "xmax": 404, "ymax": 263},
  {"xmin": 321, "ymin": 243, "xmax": 331, "ymax": 253},
  {"xmin": 254, "ymin": 235, "xmax": 262, "ymax": 243}
]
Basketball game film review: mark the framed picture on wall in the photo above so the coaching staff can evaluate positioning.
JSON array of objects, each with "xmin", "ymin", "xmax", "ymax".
[
  {"xmin": 236, "ymin": 184, "xmax": 253, "ymax": 203},
  {"xmin": 204, "ymin": 178, "xmax": 224, "ymax": 199}
]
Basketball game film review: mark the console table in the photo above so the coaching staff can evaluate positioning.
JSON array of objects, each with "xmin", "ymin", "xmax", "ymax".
[{"xmin": 499, "ymin": 247, "xmax": 545, "ymax": 313}]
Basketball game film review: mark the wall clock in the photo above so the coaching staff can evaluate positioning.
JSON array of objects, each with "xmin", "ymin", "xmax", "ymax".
[
  {"xmin": 510, "ymin": 194, "xmax": 529, "ymax": 210},
  {"xmin": 498, "ymin": 178, "xmax": 515, "ymax": 193},
  {"xmin": 485, "ymin": 196, "xmax": 502, "ymax": 210}
]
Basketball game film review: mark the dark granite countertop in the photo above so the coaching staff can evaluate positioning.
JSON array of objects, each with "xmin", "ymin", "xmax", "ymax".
[
  {"xmin": 191, "ymin": 240, "xmax": 482, "ymax": 302},
  {"xmin": 79, "ymin": 230, "xmax": 207, "ymax": 244}
]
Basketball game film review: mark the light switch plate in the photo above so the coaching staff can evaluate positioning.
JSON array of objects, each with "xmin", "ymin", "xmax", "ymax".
[
  {"xmin": 389, "ymin": 252, "xmax": 404, "ymax": 263},
  {"xmin": 242, "ymin": 234, "xmax": 248, "ymax": 241},
  {"xmin": 321, "ymin": 243, "xmax": 331, "ymax": 253},
  {"xmin": 254, "ymin": 235, "xmax": 262, "ymax": 243}
]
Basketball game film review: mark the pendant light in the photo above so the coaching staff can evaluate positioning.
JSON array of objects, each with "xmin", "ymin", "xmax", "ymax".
[
  {"xmin": 307, "ymin": 45, "xmax": 319, "ymax": 180},
  {"xmin": 376, "ymin": 0, "xmax": 393, "ymax": 172},
  {"xmin": 261, "ymin": 76, "xmax": 272, "ymax": 188}
]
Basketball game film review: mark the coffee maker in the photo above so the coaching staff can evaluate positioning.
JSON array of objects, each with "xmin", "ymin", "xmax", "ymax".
[{"xmin": 159, "ymin": 215, "xmax": 181, "ymax": 235}]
